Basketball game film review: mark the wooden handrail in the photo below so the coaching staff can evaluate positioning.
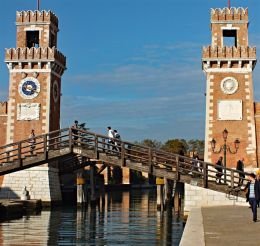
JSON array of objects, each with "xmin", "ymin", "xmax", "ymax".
[{"xmin": 0, "ymin": 127, "xmax": 252, "ymax": 193}]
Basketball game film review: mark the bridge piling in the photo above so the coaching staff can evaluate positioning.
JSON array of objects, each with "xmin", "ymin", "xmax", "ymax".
[
  {"xmin": 156, "ymin": 178, "xmax": 164, "ymax": 210},
  {"xmin": 98, "ymin": 174, "xmax": 105, "ymax": 208},
  {"xmin": 76, "ymin": 170, "xmax": 86, "ymax": 206},
  {"xmin": 90, "ymin": 164, "xmax": 96, "ymax": 207},
  {"xmin": 164, "ymin": 178, "xmax": 173, "ymax": 209}
]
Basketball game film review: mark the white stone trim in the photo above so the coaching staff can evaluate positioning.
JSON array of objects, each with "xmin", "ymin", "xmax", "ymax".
[
  {"xmin": 211, "ymin": 20, "xmax": 248, "ymax": 24},
  {"xmin": 204, "ymin": 68, "xmax": 253, "ymax": 73},
  {"xmin": 6, "ymin": 97, "xmax": 15, "ymax": 144},
  {"xmin": 45, "ymin": 75, "xmax": 51, "ymax": 133},
  {"xmin": 204, "ymin": 74, "xmax": 214, "ymax": 162},
  {"xmin": 24, "ymin": 26, "xmax": 43, "ymax": 38},
  {"xmin": 9, "ymin": 69, "xmax": 61, "ymax": 78},
  {"xmin": 10, "ymin": 69, "xmax": 51, "ymax": 73}
]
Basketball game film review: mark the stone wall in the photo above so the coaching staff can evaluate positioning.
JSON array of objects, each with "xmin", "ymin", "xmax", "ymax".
[
  {"xmin": 184, "ymin": 184, "xmax": 247, "ymax": 214},
  {"xmin": 0, "ymin": 166, "xmax": 62, "ymax": 202}
]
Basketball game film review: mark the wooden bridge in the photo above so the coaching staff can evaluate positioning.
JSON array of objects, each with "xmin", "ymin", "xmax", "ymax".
[{"xmin": 0, "ymin": 128, "xmax": 249, "ymax": 198}]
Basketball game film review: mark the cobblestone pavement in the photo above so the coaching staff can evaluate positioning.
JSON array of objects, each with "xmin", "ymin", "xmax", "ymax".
[{"xmin": 202, "ymin": 206, "xmax": 260, "ymax": 246}]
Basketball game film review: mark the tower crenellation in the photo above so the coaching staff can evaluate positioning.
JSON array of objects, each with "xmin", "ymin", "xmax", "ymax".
[
  {"xmin": 211, "ymin": 7, "xmax": 248, "ymax": 21},
  {"xmin": 5, "ymin": 47, "xmax": 66, "ymax": 70},
  {"xmin": 202, "ymin": 46, "xmax": 256, "ymax": 59},
  {"xmin": 16, "ymin": 10, "xmax": 58, "ymax": 28}
]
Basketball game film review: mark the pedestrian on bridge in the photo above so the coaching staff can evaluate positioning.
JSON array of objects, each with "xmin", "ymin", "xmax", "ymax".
[
  {"xmin": 114, "ymin": 130, "xmax": 121, "ymax": 152},
  {"xmin": 107, "ymin": 127, "xmax": 115, "ymax": 153},
  {"xmin": 244, "ymin": 173, "xmax": 260, "ymax": 222},
  {"xmin": 236, "ymin": 157, "xmax": 245, "ymax": 187},
  {"xmin": 71, "ymin": 120, "xmax": 79, "ymax": 144},
  {"xmin": 28, "ymin": 129, "xmax": 36, "ymax": 155},
  {"xmin": 215, "ymin": 156, "xmax": 223, "ymax": 184}
]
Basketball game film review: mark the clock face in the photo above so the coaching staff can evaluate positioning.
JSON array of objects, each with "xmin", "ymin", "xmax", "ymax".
[
  {"xmin": 220, "ymin": 77, "xmax": 238, "ymax": 95},
  {"xmin": 53, "ymin": 81, "xmax": 59, "ymax": 103},
  {"xmin": 18, "ymin": 77, "xmax": 40, "ymax": 99}
]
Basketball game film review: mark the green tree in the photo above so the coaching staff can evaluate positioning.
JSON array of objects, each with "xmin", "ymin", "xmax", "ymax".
[
  {"xmin": 187, "ymin": 139, "xmax": 204, "ymax": 155},
  {"xmin": 139, "ymin": 139, "xmax": 162, "ymax": 149},
  {"xmin": 162, "ymin": 139, "xmax": 188, "ymax": 155}
]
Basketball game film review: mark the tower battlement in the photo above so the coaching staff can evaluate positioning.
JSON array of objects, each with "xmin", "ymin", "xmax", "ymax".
[
  {"xmin": 211, "ymin": 7, "xmax": 248, "ymax": 22},
  {"xmin": 5, "ymin": 47, "xmax": 66, "ymax": 67},
  {"xmin": 202, "ymin": 46, "xmax": 256, "ymax": 60},
  {"xmin": 16, "ymin": 10, "xmax": 58, "ymax": 27}
]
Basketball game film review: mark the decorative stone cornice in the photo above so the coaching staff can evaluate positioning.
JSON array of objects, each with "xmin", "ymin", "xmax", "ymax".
[
  {"xmin": 202, "ymin": 46, "xmax": 256, "ymax": 60},
  {"xmin": 5, "ymin": 47, "xmax": 66, "ymax": 68}
]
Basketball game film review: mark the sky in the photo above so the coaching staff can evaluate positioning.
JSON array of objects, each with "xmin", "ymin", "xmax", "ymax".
[{"xmin": 0, "ymin": 0, "xmax": 259, "ymax": 142}]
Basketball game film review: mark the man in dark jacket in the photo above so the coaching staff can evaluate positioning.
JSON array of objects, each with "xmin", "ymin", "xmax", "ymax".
[
  {"xmin": 236, "ymin": 157, "xmax": 245, "ymax": 186},
  {"xmin": 215, "ymin": 156, "xmax": 223, "ymax": 184},
  {"xmin": 245, "ymin": 173, "xmax": 260, "ymax": 222}
]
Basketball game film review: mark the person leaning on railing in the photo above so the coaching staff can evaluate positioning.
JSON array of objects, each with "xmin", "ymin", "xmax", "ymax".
[
  {"xmin": 236, "ymin": 157, "xmax": 245, "ymax": 187},
  {"xmin": 71, "ymin": 120, "xmax": 79, "ymax": 144},
  {"xmin": 28, "ymin": 129, "xmax": 36, "ymax": 155}
]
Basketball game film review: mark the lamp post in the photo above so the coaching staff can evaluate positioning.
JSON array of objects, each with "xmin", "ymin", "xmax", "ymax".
[{"xmin": 210, "ymin": 128, "xmax": 240, "ymax": 183}]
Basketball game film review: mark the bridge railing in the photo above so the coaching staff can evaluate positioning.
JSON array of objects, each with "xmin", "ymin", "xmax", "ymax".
[
  {"xmin": 0, "ymin": 128, "xmax": 70, "ymax": 166},
  {"xmin": 0, "ymin": 127, "xmax": 252, "ymax": 191},
  {"xmin": 73, "ymin": 128, "xmax": 251, "ymax": 190}
]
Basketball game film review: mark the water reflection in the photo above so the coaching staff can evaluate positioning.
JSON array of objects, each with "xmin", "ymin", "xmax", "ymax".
[{"xmin": 0, "ymin": 190, "xmax": 184, "ymax": 245}]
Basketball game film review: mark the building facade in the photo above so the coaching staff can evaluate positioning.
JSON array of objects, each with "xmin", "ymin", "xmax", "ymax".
[
  {"xmin": 203, "ymin": 7, "xmax": 258, "ymax": 168},
  {"xmin": 0, "ymin": 10, "xmax": 66, "ymax": 202}
]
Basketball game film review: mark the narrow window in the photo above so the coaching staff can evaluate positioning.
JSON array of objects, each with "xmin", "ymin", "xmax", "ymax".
[
  {"xmin": 223, "ymin": 30, "xmax": 237, "ymax": 47},
  {"xmin": 26, "ymin": 31, "xmax": 40, "ymax": 48},
  {"xmin": 50, "ymin": 33, "xmax": 56, "ymax": 47}
]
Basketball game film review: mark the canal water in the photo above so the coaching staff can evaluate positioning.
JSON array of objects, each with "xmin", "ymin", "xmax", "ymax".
[{"xmin": 0, "ymin": 190, "xmax": 184, "ymax": 245}]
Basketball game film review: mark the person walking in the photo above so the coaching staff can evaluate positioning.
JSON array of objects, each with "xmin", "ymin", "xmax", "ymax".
[
  {"xmin": 244, "ymin": 173, "xmax": 260, "ymax": 222},
  {"xmin": 256, "ymin": 170, "xmax": 260, "ymax": 207},
  {"xmin": 236, "ymin": 157, "xmax": 245, "ymax": 186},
  {"xmin": 107, "ymin": 127, "xmax": 115, "ymax": 152},
  {"xmin": 215, "ymin": 156, "xmax": 223, "ymax": 184},
  {"xmin": 28, "ymin": 129, "xmax": 36, "ymax": 155},
  {"xmin": 71, "ymin": 120, "xmax": 79, "ymax": 144},
  {"xmin": 114, "ymin": 129, "xmax": 121, "ymax": 152}
]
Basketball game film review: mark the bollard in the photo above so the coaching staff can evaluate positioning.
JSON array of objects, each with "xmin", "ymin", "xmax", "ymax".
[
  {"xmin": 156, "ymin": 177, "xmax": 164, "ymax": 210},
  {"xmin": 76, "ymin": 171, "xmax": 86, "ymax": 205}
]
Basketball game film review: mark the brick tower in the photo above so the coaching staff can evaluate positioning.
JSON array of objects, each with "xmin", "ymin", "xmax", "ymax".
[
  {"xmin": 0, "ymin": 10, "xmax": 66, "ymax": 202},
  {"xmin": 203, "ymin": 7, "xmax": 257, "ymax": 168},
  {"xmin": 5, "ymin": 10, "xmax": 66, "ymax": 142}
]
